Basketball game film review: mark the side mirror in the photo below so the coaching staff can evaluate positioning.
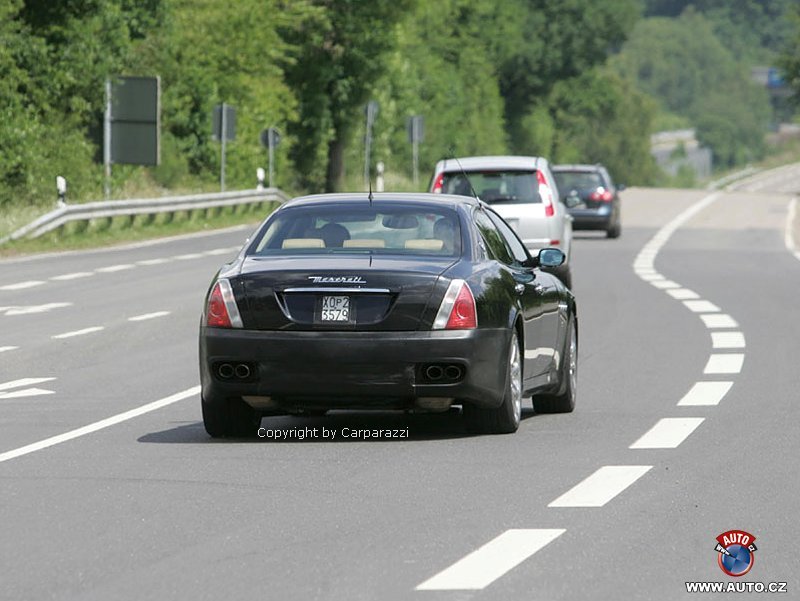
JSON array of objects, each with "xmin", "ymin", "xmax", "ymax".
[{"xmin": 538, "ymin": 248, "xmax": 565, "ymax": 268}]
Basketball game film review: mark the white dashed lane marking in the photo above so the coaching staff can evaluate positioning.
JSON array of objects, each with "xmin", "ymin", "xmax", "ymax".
[
  {"xmin": 700, "ymin": 314, "xmax": 738, "ymax": 328},
  {"xmin": 128, "ymin": 311, "xmax": 170, "ymax": 322},
  {"xmin": 415, "ymin": 529, "xmax": 566, "ymax": 591},
  {"xmin": 95, "ymin": 264, "xmax": 135, "ymax": 273},
  {"xmin": 548, "ymin": 466, "xmax": 652, "ymax": 508},
  {"xmin": 50, "ymin": 272, "xmax": 94, "ymax": 281},
  {"xmin": 703, "ymin": 353, "xmax": 745, "ymax": 374},
  {"xmin": 173, "ymin": 253, "xmax": 205, "ymax": 260},
  {"xmin": 683, "ymin": 300, "xmax": 720, "ymax": 313},
  {"xmin": 136, "ymin": 258, "xmax": 171, "ymax": 266},
  {"xmin": 711, "ymin": 331, "xmax": 746, "ymax": 349},
  {"xmin": 650, "ymin": 279, "xmax": 680, "ymax": 289},
  {"xmin": 52, "ymin": 326, "xmax": 105, "ymax": 339},
  {"xmin": 0, "ymin": 281, "xmax": 45, "ymax": 291},
  {"xmin": 2, "ymin": 303, "xmax": 73, "ymax": 316},
  {"xmin": 0, "ymin": 378, "xmax": 56, "ymax": 400},
  {"xmin": 629, "ymin": 418, "xmax": 705, "ymax": 449},
  {"xmin": 678, "ymin": 381, "xmax": 733, "ymax": 406},
  {"xmin": 0, "ymin": 346, "xmax": 19, "ymax": 353},
  {"xmin": 667, "ymin": 288, "xmax": 700, "ymax": 300}
]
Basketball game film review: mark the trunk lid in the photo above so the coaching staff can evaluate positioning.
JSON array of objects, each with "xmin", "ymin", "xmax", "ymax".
[{"xmin": 234, "ymin": 255, "xmax": 455, "ymax": 331}]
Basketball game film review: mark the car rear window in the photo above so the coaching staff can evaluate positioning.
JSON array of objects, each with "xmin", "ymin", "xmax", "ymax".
[
  {"xmin": 441, "ymin": 171, "xmax": 542, "ymax": 204},
  {"xmin": 552, "ymin": 170, "xmax": 605, "ymax": 192},
  {"xmin": 248, "ymin": 204, "xmax": 462, "ymax": 257}
]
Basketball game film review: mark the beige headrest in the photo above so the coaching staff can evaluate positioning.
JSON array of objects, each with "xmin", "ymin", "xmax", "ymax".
[
  {"xmin": 282, "ymin": 238, "xmax": 325, "ymax": 249},
  {"xmin": 342, "ymin": 239, "xmax": 386, "ymax": 248},
  {"xmin": 404, "ymin": 239, "xmax": 444, "ymax": 250}
]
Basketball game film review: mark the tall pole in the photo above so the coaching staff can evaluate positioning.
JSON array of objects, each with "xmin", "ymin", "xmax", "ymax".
[
  {"xmin": 412, "ymin": 128, "xmax": 419, "ymax": 188},
  {"xmin": 104, "ymin": 79, "xmax": 112, "ymax": 200},
  {"xmin": 220, "ymin": 102, "xmax": 227, "ymax": 192},
  {"xmin": 268, "ymin": 129, "xmax": 275, "ymax": 189}
]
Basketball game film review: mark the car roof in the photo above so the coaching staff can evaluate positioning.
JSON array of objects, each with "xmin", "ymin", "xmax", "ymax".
[
  {"xmin": 434, "ymin": 156, "xmax": 546, "ymax": 172},
  {"xmin": 551, "ymin": 164, "xmax": 605, "ymax": 172},
  {"xmin": 283, "ymin": 192, "xmax": 480, "ymax": 210}
]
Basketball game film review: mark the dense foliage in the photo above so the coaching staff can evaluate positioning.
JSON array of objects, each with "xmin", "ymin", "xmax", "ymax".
[{"xmin": 0, "ymin": 0, "xmax": 793, "ymax": 210}]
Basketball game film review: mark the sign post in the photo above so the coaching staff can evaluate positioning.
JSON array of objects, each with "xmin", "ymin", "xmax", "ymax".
[
  {"xmin": 406, "ymin": 115, "xmax": 425, "ymax": 187},
  {"xmin": 364, "ymin": 100, "xmax": 379, "ymax": 189},
  {"xmin": 213, "ymin": 103, "xmax": 236, "ymax": 191},
  {"xmin": 260, "ymin": 127, "xmax": 281, "ymax": 188}
]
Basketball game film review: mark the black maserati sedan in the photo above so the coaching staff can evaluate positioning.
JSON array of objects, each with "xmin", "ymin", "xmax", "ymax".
[{"xmin": 199, "ymin": 193, "xmax": 578, "ymax": 437}]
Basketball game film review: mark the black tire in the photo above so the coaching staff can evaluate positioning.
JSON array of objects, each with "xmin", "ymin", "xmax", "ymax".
[
  {"xmin": 534, "ymin": 316, "xmax": 577, "ymax": 414},
  {"xmin": 202, "ymin": 396, "xmax": 261, "ymax": 438},
  {"xmin": 606, "ymin": 217, "xmax": 621, "ymax": 239},
  {"xmin": 551, "ymin": 263, "xmax": 572, "ymax": 289},
  {"xmin": 464, "ymin": 330, "xmax": 522, "ymax": 434}
]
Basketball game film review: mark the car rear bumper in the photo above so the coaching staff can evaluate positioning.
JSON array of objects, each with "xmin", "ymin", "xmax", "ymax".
[
  {"xmin": 569, "ymin": 206, "xmax": 613, "ymax": 230},
  {"xmin": 200, "ymin": 327, "xmax": 510, "ymax": 410}
]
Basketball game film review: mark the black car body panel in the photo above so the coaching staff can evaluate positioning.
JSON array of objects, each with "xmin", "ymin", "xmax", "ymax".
[
  {"xmin": 199, "ymin": 193, "xmax": 576, "ymax": 423},
  {"xmin": 552, "ymin": 164, "xmax": 621, "ymax": 232}
]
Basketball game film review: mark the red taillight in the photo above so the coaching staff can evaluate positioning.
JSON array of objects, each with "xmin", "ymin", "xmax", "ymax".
[
  {"xmin": 537, "ymin": 170, "xmax": 555, "ymax": 217},
  {"xmin": 434, "ymin": 280, "xmax": 477, "ymax": 330},
  {"xmin": 432, "ymin": 172, "xmax": 444, "ymax": 193},
  {"xmin": 206, "ymin": 282, "xmax": 232, "ymax": 328},
  {"xmin": 589, "ymin": 187, "xmax": 613, "ymax": 202}
]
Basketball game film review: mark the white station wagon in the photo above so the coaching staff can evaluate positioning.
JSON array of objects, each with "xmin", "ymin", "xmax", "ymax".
[{"xmin": 430, "ymin": 155, "xmax": 574, "ymax": 287}]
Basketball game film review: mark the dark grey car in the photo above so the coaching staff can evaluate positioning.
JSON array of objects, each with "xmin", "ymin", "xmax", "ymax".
[{"xmin": 552, "ymin": 164, "xmax": 623, "ymax": 239}]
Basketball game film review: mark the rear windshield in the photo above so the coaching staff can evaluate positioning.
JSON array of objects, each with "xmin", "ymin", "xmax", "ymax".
[
  {"xmin": 248, "ymin": 204, "xmax": 462, "ymax": 257},
  {"xmin": 441, "ymin": 171, "xmax": 542, "ymax": 204},
  {"xmin": 552, "ymin": 170, "xmax": 604, "ymax": 193}
]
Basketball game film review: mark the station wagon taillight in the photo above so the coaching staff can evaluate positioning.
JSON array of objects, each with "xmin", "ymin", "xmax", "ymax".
[
  {"xmin": 205, "ymin": 279, "xmax": 243, "ymax": 328},
  {"xmin": 433, "ymin": 280, "xmax": 477, "ymax": 330}
]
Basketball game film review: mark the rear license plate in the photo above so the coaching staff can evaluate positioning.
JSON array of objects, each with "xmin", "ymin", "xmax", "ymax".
[{"xmin": 320, "ymin": 295, "xmax": 351, "ymax": 322}]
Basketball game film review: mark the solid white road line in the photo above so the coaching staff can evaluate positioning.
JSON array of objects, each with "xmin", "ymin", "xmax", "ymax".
[
  {"xmin": 50, "ymin": 272, "xmax": 94, "ymax": 281},
  {"xmin": 52, "ymin": 326, "xmax": 105, "ymax": 339},
  {"xmin": 0, "ymin": 386, "xmax": 200, "ymax": 463},
  {"xmin": 784, "ymin": 197, "xmax": 799, "ymax": 261},
  {"xmin": 704, "ymin": 353, "xmax": 745, "ymax": 374},
  {"xmin": 128, "ymin": 311, "xmax": 170, "ymax": 321},
  {"xmin": 0, "ymin": 377, "xmax": 56, "ymax": 391},
  {"xmin": 548, "ymin": 466, "xmax": 652, "ymax": 508},
  {"xmin": 683, "ymin": 300, "xmax": 720, "ymax": 313},
  {"xmin": 711, "ymin": 331, "xmax": 746, "ymax": 349},
  {"xmin": 0, "ymin": 281, "xmax": 45, "ymax": 291},
  {"xmin": 700, "ymin": 314, "xmax": 738, "ymax": 328},
  {"xmin": 629, "ymin": 418, "xmax": 705, "ymax": 449},
  {"xmin": 667, "ymin": 288, "xmax": 700, "ymax": 300},
  {"xmin": 678, "ymin": 381, "xmax": 733, "ymax": 406},
  {"xmin": 415, "ymin": 529, "xmax": 565, "ymax": 591},
  {"xmin": 95, "ymin": 264, "xmax": 135, "ymax": 273},
  {"xmin": 0, "ymin": 346, "xmax": 19, "ymax": 353}
]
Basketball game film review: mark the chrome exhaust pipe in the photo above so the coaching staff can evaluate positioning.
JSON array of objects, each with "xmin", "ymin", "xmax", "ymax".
[
  {"xmin": 425, "ymin": 365, "xmax": 444, "ymax": 381},
  {"xmin": 235, "ymin": 363, "xmax": 251, "ymax": 379},
  {"xmin": 218, "ymin": 363, "xmax": 234, "ymax": 379},
  {"xmin": 445, "ymin": 365, "xmax": 463, "ymax": 381}
]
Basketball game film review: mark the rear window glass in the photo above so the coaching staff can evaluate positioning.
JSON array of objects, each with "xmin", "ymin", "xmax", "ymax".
[
  {"xmin": 552, "ymin": 170, "xmax": 605, "ymax": 193},
  {"xmin": 248, "ymin": 204, "xmax": 462, "ymax": 257},
  {"xmin": 441, "ymin": 171, "xmax": 541, "ymax": 204}
]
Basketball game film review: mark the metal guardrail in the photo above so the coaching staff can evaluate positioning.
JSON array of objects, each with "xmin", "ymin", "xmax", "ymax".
[
  {"xmin": 0, "ymin": 187, "xmax": 289, "ymax": 245},
  {"xmin": 705, "ymin": 166, "xmax": 759, "ymax": 190}
]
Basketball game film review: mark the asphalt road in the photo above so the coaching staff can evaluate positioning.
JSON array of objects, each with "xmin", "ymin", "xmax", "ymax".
[{"xmin": 1, "ymin": 167, "xmax": 799, "ymax": 600}]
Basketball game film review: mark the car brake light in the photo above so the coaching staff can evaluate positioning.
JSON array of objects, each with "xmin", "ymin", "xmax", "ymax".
[
  {"xmin": 537, "ymin": 170, "xmax": 555, "ymax": 217},
  {"xmin": 206, "ymin": 279, "xmax": 243, "ymax": 328},
  {"xmin": 433, "ymin": 279, "xmax": 477, "ymax": 330},
  {"xmin": 588, "ymin": 187, "xmax": 613, "ymax": 202},
  {"xmin": 432, "ymin": 172, "xmax": 444, "ymax": 194}
]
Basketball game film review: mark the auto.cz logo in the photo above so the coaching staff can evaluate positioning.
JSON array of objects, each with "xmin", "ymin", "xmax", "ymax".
[{"xmin": 715, "ymin": 530, "xmax": 757, "ymax": 577}]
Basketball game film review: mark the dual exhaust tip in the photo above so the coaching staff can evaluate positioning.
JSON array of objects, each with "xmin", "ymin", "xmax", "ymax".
[
  {"xmin": 422, "ymin": 363, "xmax": 464, "ymax": 383},
  {"xmin": 216, "ymin": 362, "xmax": 253, "ymax": 380}
]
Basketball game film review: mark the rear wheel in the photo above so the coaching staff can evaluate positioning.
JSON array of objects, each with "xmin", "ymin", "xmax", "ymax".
[
  {"xmin": 534, "ymin": 316, "xmax": 577, "ymax": 414},
  {"xmin": 464, "ymin": 330, "xmax": 522, "ymax": 434},
  {"xmin": 606, "ymin": 216, "xmax": 621, "ymax": 238},
  {"xmin": 202, "ymin": 396, "xmax": 261, "ymax": 438}
]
